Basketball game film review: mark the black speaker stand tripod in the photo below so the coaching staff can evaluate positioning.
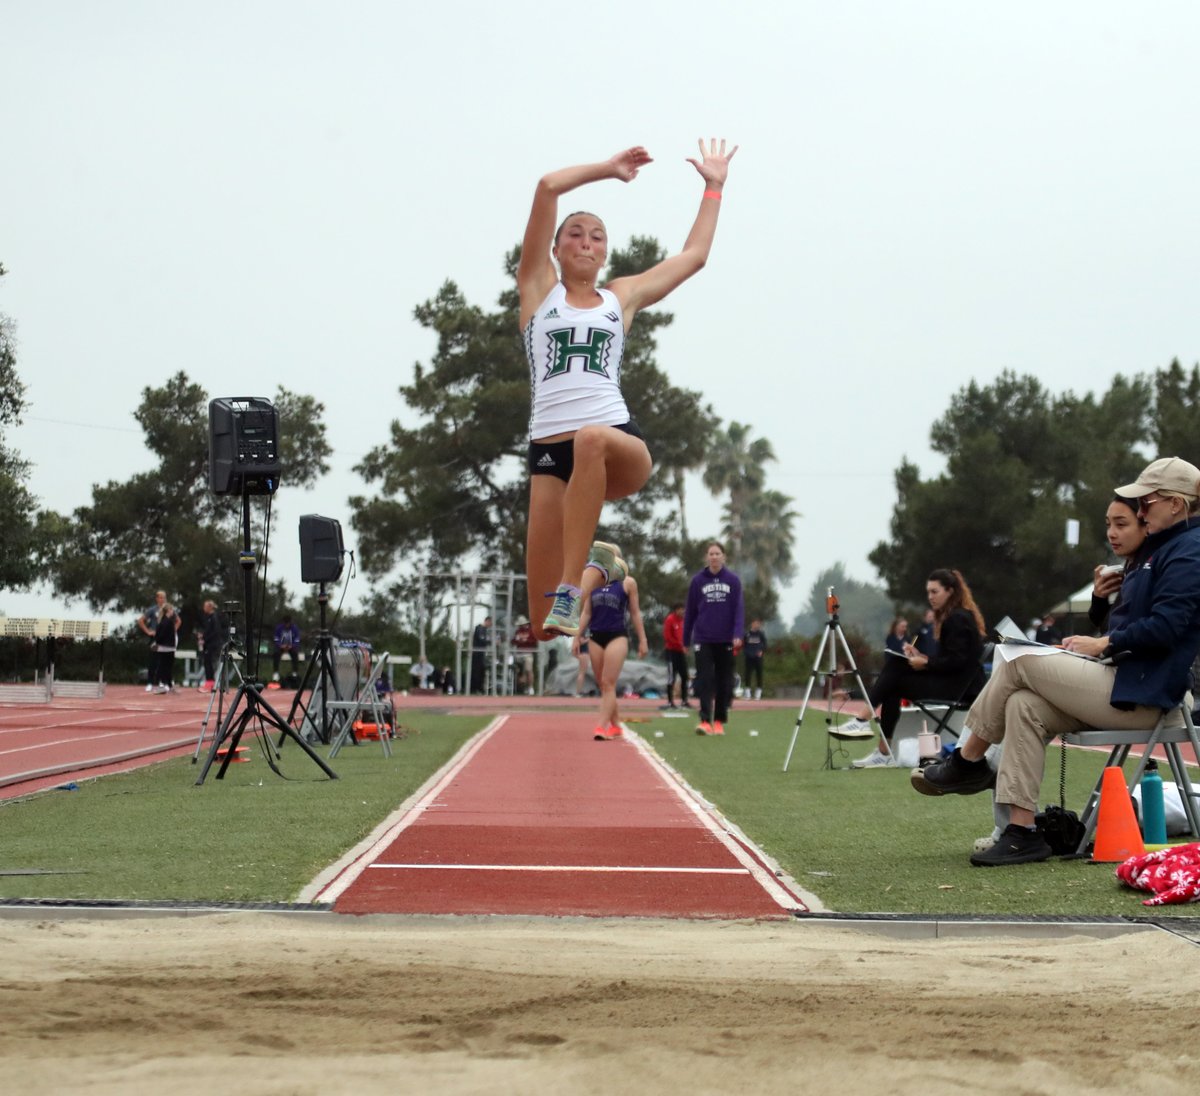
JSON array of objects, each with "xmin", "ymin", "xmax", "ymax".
[
  {"xmin": 285, "ymin": 582, "xmax": 344, "ymax": 746},
  {"xmin": 195, "ymin": 491, "xmax": 338, "ymax": 784}
]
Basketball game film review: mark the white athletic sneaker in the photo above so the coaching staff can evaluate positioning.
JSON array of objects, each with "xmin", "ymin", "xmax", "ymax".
[
  {"xmin": 144, "ymin": 684, "xmax": 154, "ymax": 692},
  {"xmin": 851, "ymin": 748, "xmax": 897, "ymax": 769},
  {"xmin": 831, "ymin": 718, "xmax": 875, "ymax": 740},
  {"xmin": 973, "ymin": 825, "xmax": 1005, "ymax": 853}
]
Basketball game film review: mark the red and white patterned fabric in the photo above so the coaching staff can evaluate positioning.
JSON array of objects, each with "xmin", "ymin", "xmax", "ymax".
[{"xmin": 1116, "ymin": 842, "xmax": 1200, "ymax": 906}]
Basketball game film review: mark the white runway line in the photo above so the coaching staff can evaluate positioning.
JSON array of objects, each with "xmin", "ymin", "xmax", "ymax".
[
  {"xmin": 368, "ymin": 864, "xmax": 751, "ymax": 874},
  {"xmin": 301, "ymin": 715, "xmax": 509, "ymax": 905},
  {"xmin": 626, "ymin": 726, "xmax": 824, "ymax": 914}
]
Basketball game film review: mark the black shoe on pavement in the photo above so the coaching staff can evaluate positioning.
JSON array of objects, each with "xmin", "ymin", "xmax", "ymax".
[
  {"xmin": 969, "ymin": 824, "xmax": 1053, "ymax": 867},
  {"xmin": 659, "ymin": 703, "xmax": 677, "ymax": 710},
  {"xmin": 910, "ymin": 750, "xmax": 995, "ymax": 796},
  {"xmin": 681, "ymin": 701, "xmax": 693, "ymax": 709}
]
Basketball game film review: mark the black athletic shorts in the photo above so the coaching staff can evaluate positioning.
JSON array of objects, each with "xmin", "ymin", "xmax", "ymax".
[
  {"xmin": 528, "ymin": 420, "xmax": 645, "ymax": 483},
  {"xmin": 588, "ymin": 630, "xmax": 628, "ymax": 650}
]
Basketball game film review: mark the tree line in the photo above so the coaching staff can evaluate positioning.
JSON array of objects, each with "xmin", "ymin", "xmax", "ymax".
[
  {"xmin": 5, "ymin": 254, "xmax": 1199, "ymax": 649},
  {"xmin": 869, "ymin": 363, "xmax": 1200, "ymax": 630},
  {"xmin": 0, "ymin": 244, "xmax": 796, "ymax": 643}
]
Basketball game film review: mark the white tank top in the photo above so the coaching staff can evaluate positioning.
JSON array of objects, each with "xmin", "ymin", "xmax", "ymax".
[{"xmin": 524, "ymin": 282, "xmax": 629, "ymax": 440}]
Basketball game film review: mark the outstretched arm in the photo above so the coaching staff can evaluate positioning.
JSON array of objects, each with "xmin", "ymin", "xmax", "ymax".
[
  {"xmin": 516, "ymin": 147, "xmax": 653, "ymax": 327},
  {"xmin": 608, "ymin": 137, "xmax": 738, "ymax": 321},
  {"xmin": 625, "ymin": 578, "xmax": 649, "ymax": 659}
]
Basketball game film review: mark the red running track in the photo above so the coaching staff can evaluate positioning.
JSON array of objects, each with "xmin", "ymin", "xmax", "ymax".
[
  {"xmin": 315, "ymin": 711, "xmax": 808, "ymax": 920},
  {"xmin": 0, "ymin": 686, "xmax": 211, "ymax": 799}
]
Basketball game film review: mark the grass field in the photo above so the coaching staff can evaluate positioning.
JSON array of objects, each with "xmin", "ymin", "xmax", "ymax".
[
  {"xmin": 644, "ymin": 705, "xmax": 1199, "ymax": 919},
  {"xmin": 0, "ymin": 713, "xmax": 486, "ymax": 903},
  {"xmin": 1, "ymin": 705, "xmax": 1196, "ymax": 919}
]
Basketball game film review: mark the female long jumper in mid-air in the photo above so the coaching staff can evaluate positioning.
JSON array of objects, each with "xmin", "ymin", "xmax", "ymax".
[{"xmin": 518, "ymin": 138, "xmax": 738, "ymax": 640}]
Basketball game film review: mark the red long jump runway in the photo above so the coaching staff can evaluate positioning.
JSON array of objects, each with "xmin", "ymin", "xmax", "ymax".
[
  {"xmin": 316, "ymin": 711, "xmax": 808, "ymax": 920},
  {"xmin": 0, "ymin": 686, "xmax": 207, "ymax": 799}
]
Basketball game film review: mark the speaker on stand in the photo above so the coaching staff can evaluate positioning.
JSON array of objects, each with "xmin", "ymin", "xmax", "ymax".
[{"xmin": 287, "ymin": 515, "xmax": 348, "ymax": 745}]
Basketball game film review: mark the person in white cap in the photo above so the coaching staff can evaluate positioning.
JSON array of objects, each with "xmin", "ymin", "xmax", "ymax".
[{"xmin": 914, "ymin": 456, "xmax": 1200, "ymax": 867}]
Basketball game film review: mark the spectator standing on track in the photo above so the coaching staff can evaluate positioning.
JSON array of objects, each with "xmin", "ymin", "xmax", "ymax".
[
  {"xmin": 684, "ymin": 542, "xmax": 744, "ymax": 736},
  {"xmin": 512, "ymin": 615, "xmax": 539, "ymax": 695},
  {"xmin": 661, "ymin": 602, "xmax": 690, "ymax": 709},
  {"xmin": 151, "ymin": 602, "xmax": 180, "ymax": 693},
  {"xmin": 137, "ymin": 590, "xmax": 178, "ymax": 692},
  {"xmin": 198, "ymin": 599, "xmax": 223, "ymax": 692},
  {"xmin": 742, "ymin": 618, "xmax": 766, "ymax": 700},
  {"xmin": 470, "ymin": 616, "xmax": 492, "ymax": 694}
]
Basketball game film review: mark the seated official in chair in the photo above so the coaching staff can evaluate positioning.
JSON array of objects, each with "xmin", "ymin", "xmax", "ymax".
[
  {"xmin": 848, "ymin": 568, "xmax": 987, "ymax": 769},
  {"xmin": 914, "ymin": 457, "xmax": 1200, "ymax": 866},
  {"xmin": 957, "ymin": 492, "xmax": 1150, "ymax": 856}
]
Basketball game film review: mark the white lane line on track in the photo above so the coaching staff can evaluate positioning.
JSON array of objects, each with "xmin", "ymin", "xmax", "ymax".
[
  {"xmin": 625, "ymin": 726, "xmax": 821, "ymax": 914},
  {"xmin": 368, "ymin": 864, "xmax": 751, "ymax": 874},
  {"xmin": 0, "ymin": 714, "xmax": 199, "ymax": 735},
  {"xmin": 301, "ymin": 715, "xmax": 510, "ymax": 905},
  {"xmin": 0, "ymin": 731, "xmax": 140, "ymax": 757}
]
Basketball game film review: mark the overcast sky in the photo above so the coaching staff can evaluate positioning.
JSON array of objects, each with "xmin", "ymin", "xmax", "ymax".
[{"xmin": 3, "ymin": 1, "xmax": 1198, "ymax": 631}]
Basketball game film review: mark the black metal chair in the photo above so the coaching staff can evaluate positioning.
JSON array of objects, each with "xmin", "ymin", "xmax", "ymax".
[{"xmin": 908, "ymin": 642, "xmax": 995, "ymax": 746}]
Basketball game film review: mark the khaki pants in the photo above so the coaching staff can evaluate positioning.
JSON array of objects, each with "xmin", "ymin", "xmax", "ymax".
[{"xmin": 966, "ymin": 654, "xmax": 1166, "ymax": 813}]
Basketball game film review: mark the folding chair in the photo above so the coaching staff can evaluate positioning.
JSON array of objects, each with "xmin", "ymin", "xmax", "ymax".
[
  {"xmin": 909, "ymin": 642, "xmax": 994, "ymax": 747},
  {"xmin": 327, "ymin": 652, "xmax": 395, "ymax": 758},
  {"xmin": 1065, "ymin": 700, "xmax": 1200, "ymax": 855}
]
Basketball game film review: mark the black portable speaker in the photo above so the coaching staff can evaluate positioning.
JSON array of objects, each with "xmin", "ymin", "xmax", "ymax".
[
  {"xmin": 208, "ymin": 397, "xmax": 281, "ymax": 496},
  {"xmin": 299, "ymin": 514, "xmax": 344, "ymax": 584}
]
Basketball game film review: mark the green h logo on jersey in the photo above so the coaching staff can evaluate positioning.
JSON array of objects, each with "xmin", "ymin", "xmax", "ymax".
[{"xmin": 544, "ymin": 327, "xmax": 614, "ymax": 379}]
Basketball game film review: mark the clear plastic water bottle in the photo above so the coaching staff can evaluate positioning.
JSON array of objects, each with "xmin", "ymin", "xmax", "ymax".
[{"xmin": 1141, "ymin": 759, "xmax": 1167, "ymax": 845}]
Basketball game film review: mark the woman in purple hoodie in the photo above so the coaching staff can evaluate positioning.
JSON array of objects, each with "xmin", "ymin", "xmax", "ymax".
[{"xmin": 683, "ymin": 542, "xmax": 744, "ymax": 736}]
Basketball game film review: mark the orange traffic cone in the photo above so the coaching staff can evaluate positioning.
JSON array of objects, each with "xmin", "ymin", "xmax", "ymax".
[{"xmin": 1091, "ymin": 766, "xmax": 1145, "ymax": 862}]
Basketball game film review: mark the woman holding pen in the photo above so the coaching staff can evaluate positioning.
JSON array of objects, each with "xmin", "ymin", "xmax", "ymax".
[{"xmin": 850, "ymin": 569, "xmax": 987, "ymax": 768}]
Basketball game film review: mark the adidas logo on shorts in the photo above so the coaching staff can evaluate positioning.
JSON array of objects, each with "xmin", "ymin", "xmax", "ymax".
[{"xmin": 537, "ymin": 453, "xmax": 556, "ymax": 468}]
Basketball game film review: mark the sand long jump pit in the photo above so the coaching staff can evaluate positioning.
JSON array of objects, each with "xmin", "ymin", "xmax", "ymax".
[{"xmin": 1, "ymin": 911, "xmax": 1197, "ymax": 1095}]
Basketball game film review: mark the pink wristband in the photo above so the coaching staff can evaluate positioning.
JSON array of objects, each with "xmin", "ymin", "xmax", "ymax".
[{"xmin": 703, "ymin": 189, "xmax": 722, "ymax": 201}]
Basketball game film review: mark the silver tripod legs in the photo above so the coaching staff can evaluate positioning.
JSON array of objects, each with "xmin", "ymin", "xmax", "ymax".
[
  {"xmin": 781, "ymin": 619, "xmax": 880, "ymax": 772},
  {"xmin": 192, "ymin": 646, "xmax": 245, "ymax": 762}
]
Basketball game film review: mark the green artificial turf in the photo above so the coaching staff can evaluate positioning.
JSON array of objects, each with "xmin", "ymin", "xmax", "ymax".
[
  {"xmin": 0, "ymin": 714, "xmax": 485, "ymax": 903},
  {"xmin": 3, "ymin": 705, "xmax": 1197, "ymax": 919},
  {"xmin": 641, "ymin": 706, "xmax": 1200, "ymax": 919}
]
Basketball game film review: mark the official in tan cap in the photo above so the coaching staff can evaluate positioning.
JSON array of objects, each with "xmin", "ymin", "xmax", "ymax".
[
  {"xmin": 1116, "ymin": 456, "xmax": 1200, "ymax": 501},
  {"xmin": 913, "ymin": 454, "xmax": 1200, "ymax": 867}
]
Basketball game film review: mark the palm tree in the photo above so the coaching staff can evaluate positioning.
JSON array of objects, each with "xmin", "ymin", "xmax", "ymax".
[
  {"xmin": 702, "ymin": 422, "xmax": 775, "ymax": 557},
  {"xmin": 731, "ymin": 489, "xmax": 798, "ymax": 584}
]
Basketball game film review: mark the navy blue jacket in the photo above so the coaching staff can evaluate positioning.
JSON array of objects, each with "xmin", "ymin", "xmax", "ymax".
[{"xmin": 1107, "ymin": 518, "xmax": 1200, "ymax": 710}]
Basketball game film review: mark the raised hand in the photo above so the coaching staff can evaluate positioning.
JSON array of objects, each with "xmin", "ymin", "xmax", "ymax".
[
  {"xmin": 609, "ymin": 146, "xmax": 653, "ymax": 182},
  {"xmin": 686, "ymin": 137, "xmax": 738, "ymax": 188}
]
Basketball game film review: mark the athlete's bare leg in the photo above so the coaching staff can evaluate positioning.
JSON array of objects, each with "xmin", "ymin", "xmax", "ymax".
[
  {"xmin": 559, "ymin": 425, "xmax": 651, "ymax": 589},
  {"xmin": 527, "ymin": 476, "xmax": 566, "ymax": 642},
  {"xmin": 592, "ymin": 636, "xmax": 629, "ymax": 728}
]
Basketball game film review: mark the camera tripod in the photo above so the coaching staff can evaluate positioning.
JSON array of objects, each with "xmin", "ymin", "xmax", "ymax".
[
  {"xmin": 781, "ymin": 589, "xmax": 881, "ymax": 772},
  {"xmin": 284, "ymin": 582, "xmax": 343, "ymax": 746},
  {"xmin": 195, "ymin": 490, "xmax": 337, "ymax": 784},
  {"xmin": 191, "ymin": 607, "xmax": 245, "ymax": 762}
]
